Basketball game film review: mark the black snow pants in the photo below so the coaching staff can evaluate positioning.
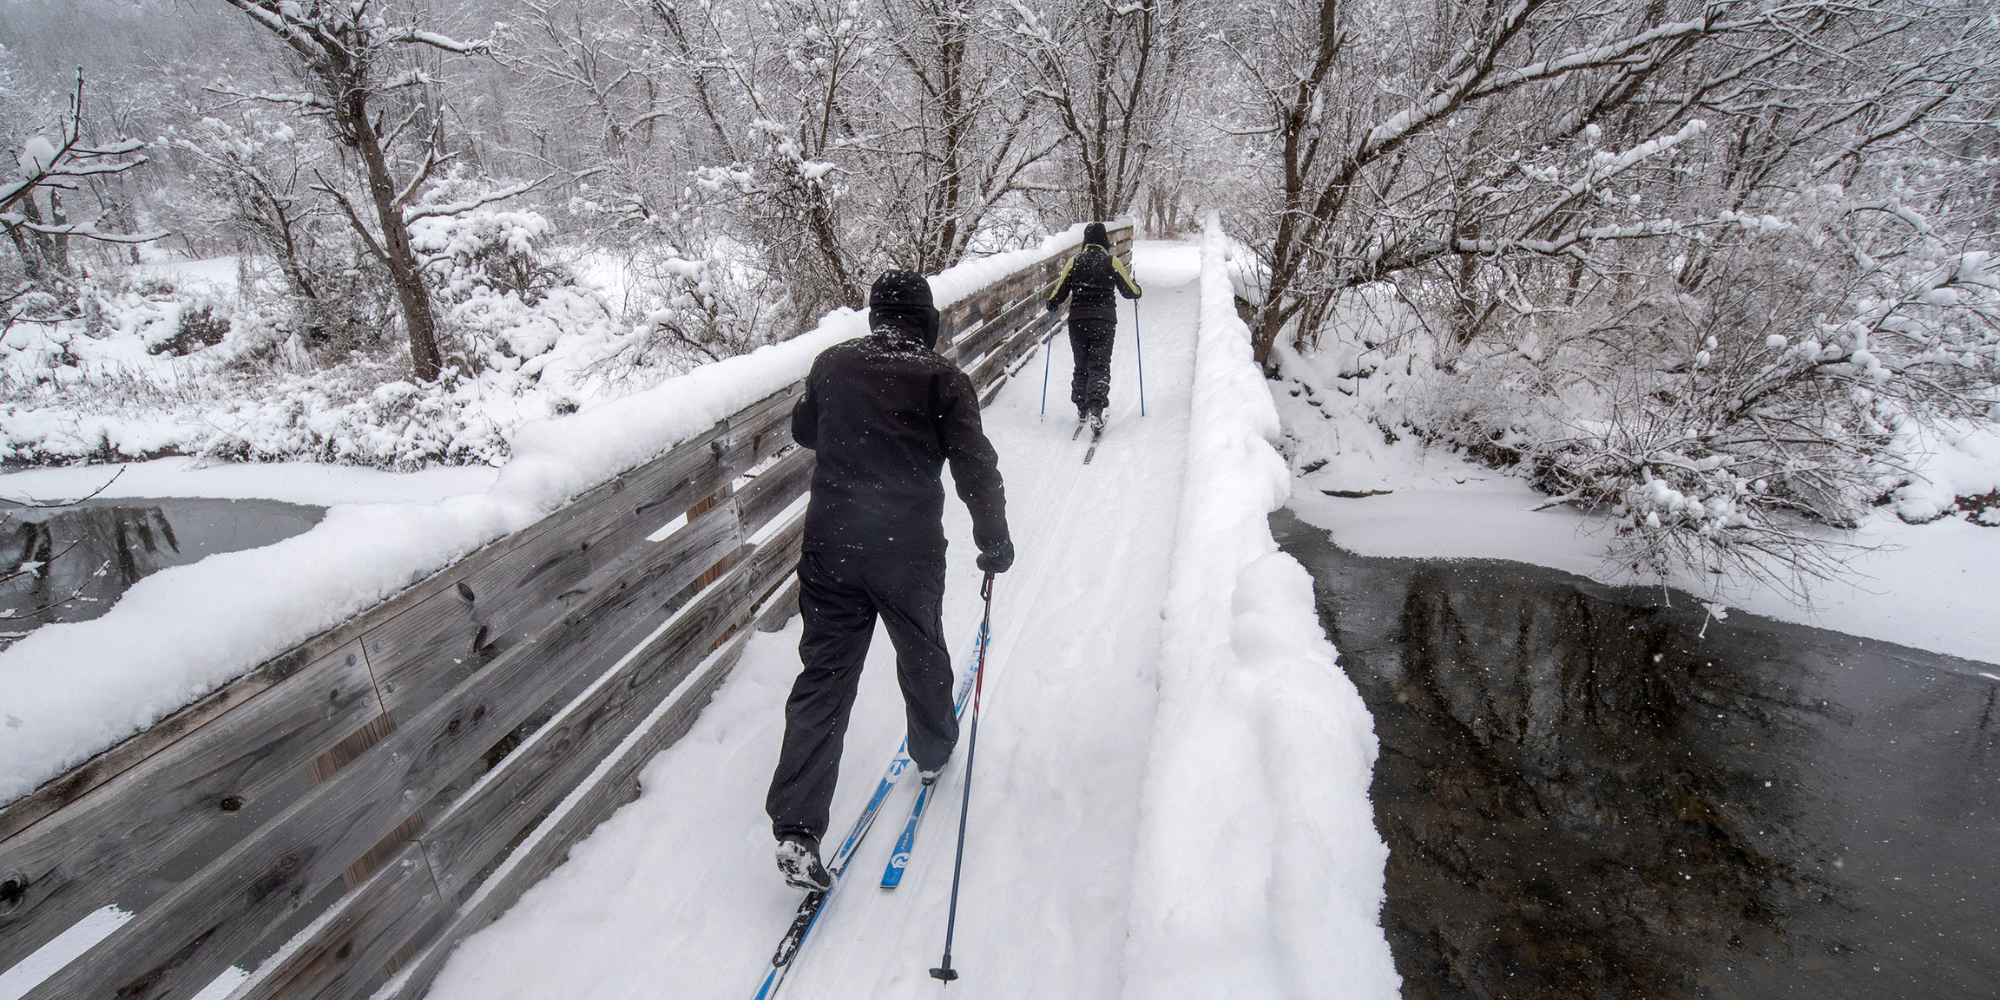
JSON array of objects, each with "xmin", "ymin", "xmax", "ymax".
[
  {"xmin": 767, "ymin": 551, "xmax": 957, "ymax": 841},
  {"xmin": 1069, "ymin": 318, "xmax": 1116, "ymax": 415}
]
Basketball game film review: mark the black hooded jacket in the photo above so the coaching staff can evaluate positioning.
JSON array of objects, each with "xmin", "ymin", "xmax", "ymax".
[
  {"xmin": 1048, "ymin": 222, "xmax": 1142, "ymax": 324},
  {"xmin": 792, "ymin": 274, "xmax": 1009, "ymax": 562}
]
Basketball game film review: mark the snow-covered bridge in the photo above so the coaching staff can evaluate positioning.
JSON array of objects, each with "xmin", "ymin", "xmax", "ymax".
[{"xmin": 0, "ymin": 224, "xmax": 1394, "ymax": 1000}]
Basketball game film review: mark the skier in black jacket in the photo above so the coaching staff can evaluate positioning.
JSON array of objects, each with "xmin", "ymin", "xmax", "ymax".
[
  {"xmin": 1047, "ymin": 221, "xmax": 1142, "ymax": 434},
  {"xmin": 767, "ymin": 269, "xmax": 1013, "ymax": 891}
]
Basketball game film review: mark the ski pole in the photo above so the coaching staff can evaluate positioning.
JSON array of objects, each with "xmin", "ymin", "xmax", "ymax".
[
  {"xmin": 930, "ymin": 573, "xmax": 995, "ymax": 984},
  {"xmin": 1133, "ymin": 297, "xmax": 1146, "ymax": 417},
  {"xmin": 1039, "ymin": 309, "xmax": 1055, "ymax": 418}
]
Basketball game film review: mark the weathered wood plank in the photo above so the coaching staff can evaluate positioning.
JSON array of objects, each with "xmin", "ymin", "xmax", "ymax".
[
  {"xmin": 966, "ymin": 316, "xmax": 1056, "ymax": 395},
  {"xmin": 231, "ymin": 840, "xmax": 443, "ymax": 1000},
  {"xmin": 239, "ymin": 529, "xmax": 804, "ymax": 1000},
  {"xmin": 0, "ymin": 386, "xmax": 800, "ymax": 842},
  {"xmin": 22, "ymin": 495, "xmax": 750, "ymax": 1000},
  {"xmin": 421, "ymin": 506, "xmax": 804, "ymax": 898},
  {"xmin": 0, "ymin": 642, "xmax": 376, "ymax": 973},
  {"xmin": 949, "ymin": 293, "xmax": 1056, "ymax": 371},
  {"xmin": 945, "ymin": 270, "xmax": 1043, "ymax": 343},
  {"xmin": 364, "ymin": 392, "xmax": 799, "ymax": 716},
  {"xmin": 952, "ymin": 291, "xmax": 1053, "ymax": 371},
  {"xmin": 0, "ymin": 398, "xmax": 802, "ymax": 971},
  {"xmin": 734, "ymin": 448, "xmax": 814, "ymax": 532},
  {"xmin": 379, "ymin": 535, "xmax": 803, "ymax": 1000},
  {"xmin": 0, "ymin": 635, "xmax": 358, "ymax": 845}
]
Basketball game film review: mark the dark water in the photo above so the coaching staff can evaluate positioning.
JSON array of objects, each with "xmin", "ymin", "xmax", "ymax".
[
  {"xmin": 1271, "ymin": 507, "xmax": 2000, "ymax": 1000},
  {"xmin": 0, "ymin": 496, "xmax": 324, "ymax": 648}
]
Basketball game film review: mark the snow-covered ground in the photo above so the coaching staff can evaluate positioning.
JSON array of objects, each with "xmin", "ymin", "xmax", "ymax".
[
  {"xmin": 1274, "ymin": 349, "xmax": 2000, "ymax": 666},
  {"xmin": 417, "ymin": 239, "xmax": 1398, "ymax": 1000}
]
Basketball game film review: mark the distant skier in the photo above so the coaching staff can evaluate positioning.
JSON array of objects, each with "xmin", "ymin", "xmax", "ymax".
[
  {"xmin": 1047, "ymin": 221, "xmax": 1142, "ymax": 434},
  {"xmin": 767, "ymin": 269, "xmax": 1014, "ymax": 891}
]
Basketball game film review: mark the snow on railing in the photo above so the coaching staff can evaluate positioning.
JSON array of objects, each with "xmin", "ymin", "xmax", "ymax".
[
  {"xmin": 1119, "ymin": 216, "xmax": 1398, "ymax": 998},
  {"xmin": 0, "ymin": 223, "xmax": 1127, "ymax": 1000}
]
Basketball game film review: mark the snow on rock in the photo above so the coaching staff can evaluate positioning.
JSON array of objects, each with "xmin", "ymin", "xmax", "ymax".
[
  {"xmin": 1119, "ymin": 217, "xmax": 1398, "ymax": 999},
  {"xmin": 0, "ymin": 311, "xmax": 866, "ymax": 804},
  {"xmin": 1889, "ymin": 419, "xmax": 2000, "ymax": 525}
]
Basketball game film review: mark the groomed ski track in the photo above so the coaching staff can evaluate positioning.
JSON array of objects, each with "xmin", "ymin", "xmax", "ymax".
[{"xmin": 423, "ymin": 242, "xmax": 1204, "ymax": 1000}]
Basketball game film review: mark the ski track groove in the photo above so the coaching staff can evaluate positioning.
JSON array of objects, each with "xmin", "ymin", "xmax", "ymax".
[{"xmin": 419, "ymin": 243, "xmax": 1202, "ymax": 1000}]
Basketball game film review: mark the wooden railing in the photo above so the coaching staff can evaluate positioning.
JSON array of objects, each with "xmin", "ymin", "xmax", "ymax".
[{"xmin": 0, "ymin": 224, "xmax": 1131, "ymax": 1000}]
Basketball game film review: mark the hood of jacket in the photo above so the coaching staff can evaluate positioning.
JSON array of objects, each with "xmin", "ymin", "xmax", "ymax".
[{"xmin": 868, "ymin": 268, "xmax": 940, "ymax": 348}]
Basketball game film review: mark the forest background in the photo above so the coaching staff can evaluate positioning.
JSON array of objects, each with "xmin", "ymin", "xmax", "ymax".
[{"xmin": 4, "ymin": 0, "xmax": 1998, "ymax": 587}]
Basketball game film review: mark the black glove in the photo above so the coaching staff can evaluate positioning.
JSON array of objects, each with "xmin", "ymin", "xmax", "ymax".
[{"xmin": 976, "ymin": 540, "xmax": 1015, "ymax": 574}]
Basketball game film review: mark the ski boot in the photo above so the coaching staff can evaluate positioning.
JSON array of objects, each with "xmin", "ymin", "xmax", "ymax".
[{"xmin": 776, "ymin": 833, "xmax": 833, "ymax": 891}]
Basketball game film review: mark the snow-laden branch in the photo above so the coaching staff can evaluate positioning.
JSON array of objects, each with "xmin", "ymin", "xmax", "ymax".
[
  {"xmin": 1452, "ymin": 216, "xmax": 1717, "ymax": 257},
  {"xmin": 386, "ymin": 28, "xmax": 494, "ymax": 54},
  {"xmin": 0, "ymin": 213, "xmax": 168, "ymax": 243},
  {"xmin": 309, "ymin": 170, "xmax": 389, "ymax": 265},
  {"xmin": 403, "ymin": 174, "xmax": 557, "ymax": 221},
  {"xmin": 3, "ymin": 70, "xmax": 163, "ymax": 246},
  {"xmin": 1808, "ymin": 73, "xmax": 1967, "ymax": 174},
  {"xmin": 206, "ymin": 82, "xmax": 326, "ymax": 107},
  {"xmin": 1359, "ymin": 10, "xmax": 1761, "ymax": 164}
]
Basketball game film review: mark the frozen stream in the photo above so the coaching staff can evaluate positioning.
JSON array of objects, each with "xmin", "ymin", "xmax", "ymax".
[
  {"xmin": 0, "ymin": 496, "xmax": 324, "ymax": 649},
  {"xmin": 1272, "ymin": 507, "xmax": 1999, "ymax": 999}
]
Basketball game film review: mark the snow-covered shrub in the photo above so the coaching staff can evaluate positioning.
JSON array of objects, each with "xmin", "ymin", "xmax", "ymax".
[
  {"xmin": 1344, "ymin": 191, "xmax": 2000, "ymax": 591},
  {"xmin": 155, "ymin": 301, "xmax": 229, "ymax": 356},
  {"xmin": 411, "ymin": 195, "xmax": 567, "ymax": 308},
  {"xmin": 608, "ymin": 242, "xmax": 777, "ymax": 370},
  {"xmin": 167, "ymin": 114, "xmax": 394, "ymax": 355},
  {"xmin": 1881, "ymin": 420, "xmax": 2000, "ymax": 526}
]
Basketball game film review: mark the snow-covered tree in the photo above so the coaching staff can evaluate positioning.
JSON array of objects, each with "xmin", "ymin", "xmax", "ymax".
[
  {"xmin": 1234, "ymin": 0, "xmax": 2000, "ymax": 585},
  {"xmin": 216, "ymin": 0, "xmax": 517, "ymax": 382},
  {"xmin": 1006, "ymin": 0, "xmax": 1190, "ymax": 222},
  {"xmin": 2, "ymin": 71, "xmax": 160, "ymax": 325}
]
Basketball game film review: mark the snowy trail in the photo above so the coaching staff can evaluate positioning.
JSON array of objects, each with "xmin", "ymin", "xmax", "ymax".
[{"xmin": 423, "ymin": 242, "xmax": 1203, "ymax": 1000}]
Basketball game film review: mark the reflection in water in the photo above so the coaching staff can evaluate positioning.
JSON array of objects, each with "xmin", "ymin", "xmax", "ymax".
[
  {"xmin": 0, "ymin": 497, "xmax": 324, "ymax": 648},
  {"xmin": 1271, "ymin": 507, "xmax": 1999, "ymax": 1000}
]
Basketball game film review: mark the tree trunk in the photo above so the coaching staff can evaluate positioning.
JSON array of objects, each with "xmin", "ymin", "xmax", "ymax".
[{"xmin": 344, "ymin": 89, "xmax": 444, "ymax": 382}]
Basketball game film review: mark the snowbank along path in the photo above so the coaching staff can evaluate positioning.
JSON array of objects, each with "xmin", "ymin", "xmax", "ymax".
[{"xmin": 421, "ymin": 235, "xmax": 1398, "ymax": 1000}]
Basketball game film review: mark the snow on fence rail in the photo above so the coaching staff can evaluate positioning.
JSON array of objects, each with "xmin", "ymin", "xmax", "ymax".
[
  {"xmin": 0, "ymin": 222, "xmax": 1127, "ymax": 1000},
  {"xmin": 1118, "ymin": 218, "xmax": 1397, "ymax": 999}
]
